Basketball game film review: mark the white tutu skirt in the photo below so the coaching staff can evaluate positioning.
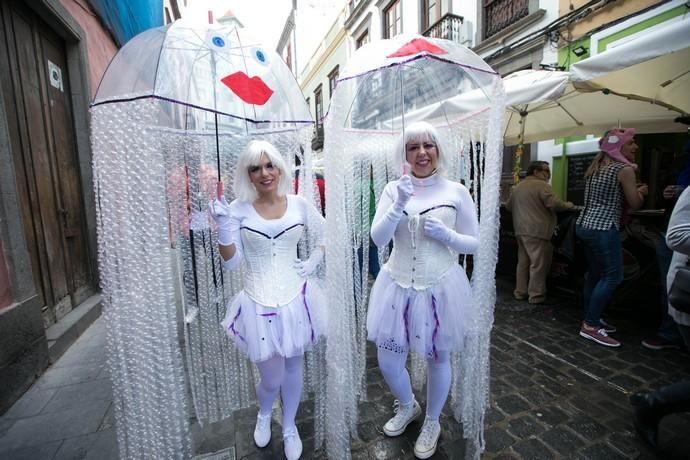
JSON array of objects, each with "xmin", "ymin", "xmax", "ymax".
[
  {"xmin": 367, "ymin": 265, "xmax": 471, "ymax": 358},
  {"xmin": 221, "ymin": 280, "xmax": 327, "ymax": 363}
]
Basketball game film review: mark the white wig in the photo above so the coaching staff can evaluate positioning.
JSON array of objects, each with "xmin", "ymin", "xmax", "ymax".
[
  {"xmin": 392, "ymin": 121, "xmax": 450, "ymax": 176},
  {"xmin": 233, "ymin": 140, "xmax": 291, "ymax": 202}
]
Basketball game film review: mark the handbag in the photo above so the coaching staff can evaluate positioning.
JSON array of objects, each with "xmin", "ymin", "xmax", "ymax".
[{"xmin": 668, "ymin": 264, "xmax": 690, "ymax": 313}]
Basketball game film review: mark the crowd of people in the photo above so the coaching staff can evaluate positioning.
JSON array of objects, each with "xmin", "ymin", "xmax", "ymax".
[{"xmin": 207, "ymin": 124, "xmax": 687, "ymax": 459}]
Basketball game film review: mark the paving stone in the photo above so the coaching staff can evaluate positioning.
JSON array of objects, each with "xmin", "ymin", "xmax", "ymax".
[
  {"xmin": 511, "ymin": 437, "xmax": 556, "ymax": 459},
  {"xmin": 484, "ymin": 406, "xmax": 505, "ymax": 425},
  {"xmin": 608, "ymin": 374, "xmax": 645, "ymax": 392},
  {"xmin": 503, "ymin": 372, "xmax": 533, "ymax": 390},
  {"xmin": 36, "ymin": 361, "xmax": 104, "ymax": 390},
  {"xmin": 0, "ymin": 401, "xmax": 110, "ymax": 451},
  {"xmin": 491, "ymin": 380, "xmax": 514, "ymax": 398},
  {"xmin": 350, "ymin": 449, "xmax": 370, "ymax": 460},
  {"xmin": 494, "ymin": 394, "xmax": 531, "ymax": 415},
  {"xmin": 540, "ymin": 426, "xmax": 585, "ymax": 456},
  {"xmin": 438, "ymin": 437, "xmax": 466, "ymax": 458},
  {"xmin": 566, "ymin": 414, "xmax": 609, "ymax": 441},
  {"xmin": 483, "ymin": 426, "xmax": 515, "ymax": 453},
  {"xmin": 53, "ymin": 432, "xmax": 99, "ymax": 460},
  {"xmin": 0, "ymin": 439, "xmax": 62, "ymax": 460},
  {"xmin": 41, "ymin": 379, "xmax": 112, "ymax": 414},
  {"xmin": 367, "ymin": 436, "xmax": 413, "ymax": 459},
  {"xmin": 598, "ymin": 358, "xmax": 631, "ymax": 371},
  {"xmin": 574, "ymin": 442, "xmax": 629, "ymax": 460},
  {"xmin": 532, "ymin": 406, "xmax": 570, "ymax": 427},
  {"xmin": 520, "ymin": 386, "xmax": 557, "ymax": 407},
  {"xmin": 2, "ymin": 386, "xmax": 57, "ymax": 419},
  {"xmin": 582, "ymin": 362, "xmax": 615, "ymax": 379},
  {"xmin": 607, "ymin": 431, "xmax": 643, "ymax": 458},
  {"xmin": 506, "ymin": 414, "xmax": 545, "ymax": 438}
]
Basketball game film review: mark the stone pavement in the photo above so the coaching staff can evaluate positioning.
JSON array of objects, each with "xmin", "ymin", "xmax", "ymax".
[
  {"xmin": 2, "ymin": 276, "xmax": 689, "ymax": 459},
  {"xmin": 0, "ymin": 318, "xmax": 116, "ymax": 459}
]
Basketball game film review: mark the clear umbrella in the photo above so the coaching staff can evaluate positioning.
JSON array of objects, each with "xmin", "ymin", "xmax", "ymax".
[
  {"xmin": 323, "ymin": 34, "xmax": 505, "ymax": 458},
  {"xmin": 90, "ymin": 20, "xmax": 327, "ymax": 459}
]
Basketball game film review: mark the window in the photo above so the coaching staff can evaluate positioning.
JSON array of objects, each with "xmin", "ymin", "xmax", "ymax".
[
  {"xmin": 286, "ymin": 43, "xmax": 292, "ymax": 70},
  {"xmin": 314, "ymin": 86, "xmax": 323, "ymax": 128},
  {"xmin": 356, "ymin": 30, "xmax": 369, "ymax": 49},
  {"xmin": 422, "ymin": 0, "xmax": 450, "ymax": 31},
  {"xmin": 328, "ymin": 66, "xmax": 339, "ymax": 98},
  {"xmin": 383, "ymin": 0, "xmax": 402, "ymax": 38}
]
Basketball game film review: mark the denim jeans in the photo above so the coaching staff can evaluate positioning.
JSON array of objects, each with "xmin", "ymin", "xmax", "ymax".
[{"xmin": 576, "ymin": 225, "xmax": 624, "ymax": 327}]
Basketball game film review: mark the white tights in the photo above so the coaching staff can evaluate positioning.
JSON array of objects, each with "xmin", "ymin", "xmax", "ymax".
[
  {"xmin": 255, "ymin": 354, "xmax": 304, "ymax": 432},
  {"xmin": 377, "ymin": 348, "xmax": 451, "ymax": 420}
]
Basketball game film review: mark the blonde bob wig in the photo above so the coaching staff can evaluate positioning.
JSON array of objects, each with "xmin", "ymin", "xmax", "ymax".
[
  {"xmin": 391, "ymin": 121, "xmax": 450, "ymax": 176},
  {"xmin": 233, "ymin": 140, "xmax": 292, "ymax": 203}
]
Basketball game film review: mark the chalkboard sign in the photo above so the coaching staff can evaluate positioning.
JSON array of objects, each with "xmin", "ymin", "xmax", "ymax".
[{"xmin": 567, "ymin": 153, "xmax": 597, "ymax": 205}]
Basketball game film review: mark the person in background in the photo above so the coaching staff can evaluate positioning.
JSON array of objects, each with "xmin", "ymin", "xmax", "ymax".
[
  {"xmin": 630, "ymin": 185, "xmax": 690, "ymax": 448},
  {"xmin": 210, "ymin": 140, "xmax": 327, "ymax": 460},
  {"xmin": 642, "ymin": 146, "xmax": 690, "ymax": 350},
  {"xmin": 576, "ymin": 128, "xmax": 648, "ymax": 347},
  {"xmin": 505, "ymin": 161, "xmax": 575, "ymax": 304},
  {"xmin": 367, "ymin": 122, "xmax": 479, "ymax": 459}
]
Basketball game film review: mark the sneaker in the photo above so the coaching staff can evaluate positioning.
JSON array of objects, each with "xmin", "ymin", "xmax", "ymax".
[
  {"xmin": 579, "ymin": 323, "xmax": 621, "ymax": 347},
  {"xmin": 414, "ymin": 417, "xmax": 441, "ymax": 459},
  {"xmin": 283, "ymin": 426, "xmax": 302, "ymax": 460},
  {"xmin": 641, "ymin": 336, "xmax": 681, "ymax": 351},
  {"xmin": 253, "ymin": 412, "xmax": 271, "ymax": 448},
  {"xmin": 383, "ymin": 399, "xmax": 422, "ymax": 436},
  {"xmin": 599, "ymin": 318, "xmax": 617, "ymax": 333}
]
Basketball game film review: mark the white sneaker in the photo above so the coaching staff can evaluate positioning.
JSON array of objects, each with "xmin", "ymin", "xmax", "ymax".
[
  {"xmin": 283, "ymin": 426, "xmax": 302, "ymax": 460},
  {"xmin": 414, "ymin": 417, "xmax": 441, "ymax": 459},
  {"xmin": 253, "ymin": 412, "xmax": 271, "ymax": 448},
  {"xmin": 383, "ymin": 399, "xmax": 421, "ymax": 436}
]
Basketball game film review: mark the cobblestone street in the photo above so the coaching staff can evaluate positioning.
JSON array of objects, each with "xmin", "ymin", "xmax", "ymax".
[
  {"xmin": 202, "ymin": 277, "xmax": 690, "ymax": 460},
  {"xmin": 3, "ymin": 276, "xmax": 689, "ymax": 459}
]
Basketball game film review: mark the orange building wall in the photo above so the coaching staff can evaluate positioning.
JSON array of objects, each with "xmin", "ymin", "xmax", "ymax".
[
  {"xmin": 559, "ymin": 0, "xmax": 658, "ymax": 40},
  {"xmin": 60, "ymin": 0, "xmax": 119, "ymax": 98}
]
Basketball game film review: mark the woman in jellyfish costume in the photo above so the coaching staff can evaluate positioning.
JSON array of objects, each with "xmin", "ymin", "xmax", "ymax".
[
  {"xmin": 210, "ymin": 140, "xmax": 326, "ymax": 460},
  {"xmin": 366, "ymin": 121, "xmax": 478, "ymax": 459}
]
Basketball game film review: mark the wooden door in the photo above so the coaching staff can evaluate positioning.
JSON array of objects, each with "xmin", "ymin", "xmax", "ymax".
[{"xmin": 0, "ymin": 0, "xmax": 92, "ymax": 325}]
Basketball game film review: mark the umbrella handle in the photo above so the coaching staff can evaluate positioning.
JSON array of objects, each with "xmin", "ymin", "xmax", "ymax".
[{"xmin": 217, "ymin": 180, "xmax": 223, "ymax": 200}]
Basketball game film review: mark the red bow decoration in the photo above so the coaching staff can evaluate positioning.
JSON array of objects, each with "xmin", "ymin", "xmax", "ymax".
[{"xmin": 387, "ymin": 38, "xmax": 447, "ymax": 58}]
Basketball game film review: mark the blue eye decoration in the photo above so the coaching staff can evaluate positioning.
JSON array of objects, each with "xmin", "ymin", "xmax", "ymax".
[
  {"xmin": 253, "ymin": 47, "xmax": 269, "ymax": 65},
  {"xmin": 212, "ymin": 36, "xmax": 225, "ymax": 48}
]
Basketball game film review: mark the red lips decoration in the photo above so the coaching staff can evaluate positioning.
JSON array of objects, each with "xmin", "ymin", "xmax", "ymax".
[
  {"xmin": 221, "ymin": 71, "xmax": 274, "ymax": 105},
  {"xmin": 387, "ymin": 38, "xmax": 447, "ymax": 58}
]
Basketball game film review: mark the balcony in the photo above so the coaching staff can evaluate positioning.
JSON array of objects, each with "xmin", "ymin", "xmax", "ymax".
[
  {"xmin": 423, "ymin": 13, "xmax": 465, "ymax": 43},
  {"xmin": 483, "ymin": 0, "xmax": 529, "ymax": 39}
]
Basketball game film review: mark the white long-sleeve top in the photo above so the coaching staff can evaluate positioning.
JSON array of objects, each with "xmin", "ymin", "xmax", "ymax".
[
  {"xmin": 667, "ymin": 186, "xmax": 690, "ymax": 326},
  {"xmin": 223, "ymin": 195, "xmax": 325, "ymax": 307},
  {"xmin": 371, "ymin": 173, "xmax": 479, "ymax": 289}
]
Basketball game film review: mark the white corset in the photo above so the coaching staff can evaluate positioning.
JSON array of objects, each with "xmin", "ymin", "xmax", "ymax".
[
  {"xmin": 385, "ymin": 205, "xmax": 458, "ymax": 289},
  {"xmin": 240, "ymin": 223, "xmax": 304, "ymax": 306}
]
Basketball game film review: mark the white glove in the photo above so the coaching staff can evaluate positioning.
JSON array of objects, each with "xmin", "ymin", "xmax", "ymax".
[
  {"xmin": 293, "ymin": 246, "xmax": 324, "ymax": 278},
  {"xmin": 208, "ymin": 196, "xmax": 239, "ymax": 246},
  {"xmin": 424, "ymin": 216, "xmax": 478, "ymax": 253},
  {"xmin": 424, "ymin": 216, "xmax": 451, "ymax": 243},
  {"xmin": 393, "ymin": 175, "xmax": 414, "ymax": 212}
]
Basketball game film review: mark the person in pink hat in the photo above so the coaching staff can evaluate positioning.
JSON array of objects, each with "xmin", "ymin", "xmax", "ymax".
[{"xmin": 575, "ymin": 128, "xmax": 648, "ymax": 347}]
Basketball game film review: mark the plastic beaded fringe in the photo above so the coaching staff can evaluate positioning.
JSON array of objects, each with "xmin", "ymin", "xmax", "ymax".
[
  {"xmin": 91, "ymin": 98, "xmax": 329, "ymax": 458},
  {"xmin": 324, "ymin": 52, "xmax": 506, "ymax": 459}
]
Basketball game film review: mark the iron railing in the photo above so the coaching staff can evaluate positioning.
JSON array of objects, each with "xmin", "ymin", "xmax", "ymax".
[{"xmin": 422, "ymin": 13, "xmax": 465, "ymax": 42}]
